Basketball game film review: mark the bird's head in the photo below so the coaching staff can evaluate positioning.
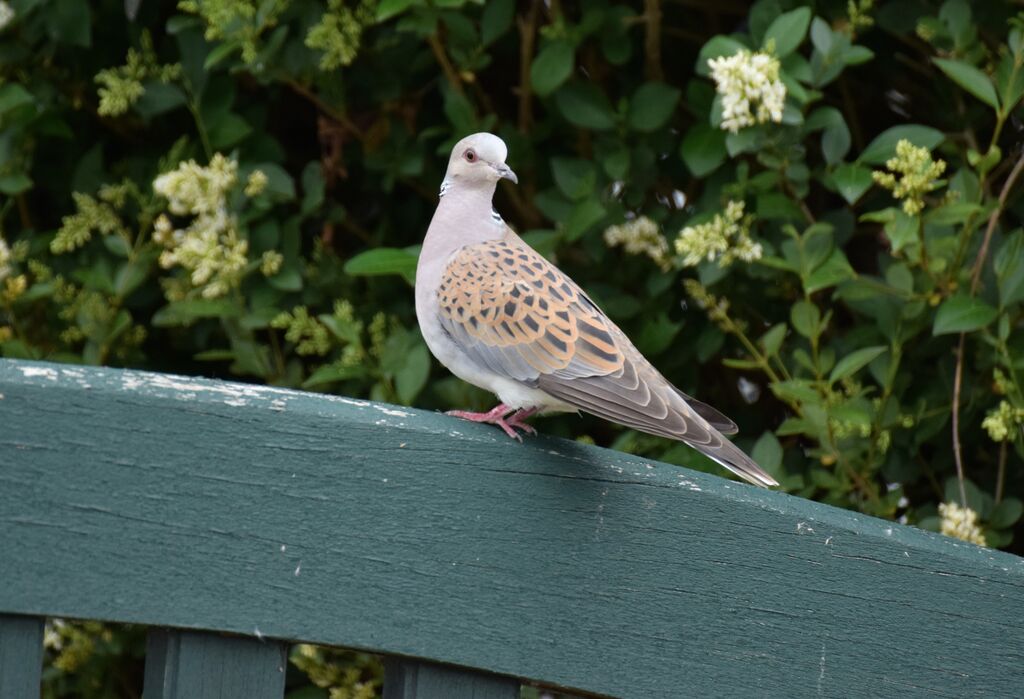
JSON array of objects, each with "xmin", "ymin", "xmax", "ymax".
[{"xmin": 443, "ymin": 132, "xmax": 518, "ymax": 189}]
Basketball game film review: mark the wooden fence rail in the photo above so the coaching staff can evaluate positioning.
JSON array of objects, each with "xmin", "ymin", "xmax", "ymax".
[{"xmin": 1, "ymin": 359, "xmax": 1022, "ymax": 698}]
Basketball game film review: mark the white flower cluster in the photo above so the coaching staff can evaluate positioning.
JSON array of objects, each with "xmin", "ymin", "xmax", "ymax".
[
  {"xmin": 0, "ymin": 234, "xmax": 11, "ymax": 281},
  {"xmin": 0, "ymin": 2, "xmax": 14, "ymax": 31},
  {"xmin": 152, "ymin": 155, "xmax": 253, "ymax": 299},
  {"xmin": 153, "ymin": 153, "xmax": 238, "ymax": 216},
  {"xmin": 938, "ymin": 501, "xmax": 986, "ymax": 546},
  {"xmin": 708, "ymin": 49, "xmax": 786, "ymax": 133},
  {"xmin": 602, "ymin": 216, "xmax": 671, "ymax": 270},
  {"xmin": 675, "ymin": 200, "xmax": 762, "ymax": 267}
]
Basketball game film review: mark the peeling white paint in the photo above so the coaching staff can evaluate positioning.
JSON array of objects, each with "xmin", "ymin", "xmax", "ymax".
[
  {"xmin": 375, "ymin": 406, "xmax": 411, "ymax": 417},
  {"xmin": 19, "ymin": 366, "xmax": 58, "ymax": 380}
]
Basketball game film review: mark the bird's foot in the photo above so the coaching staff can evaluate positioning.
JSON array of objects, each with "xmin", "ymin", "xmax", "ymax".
[
  {"xmin": 505, "ymin": 407, "xmax": 539, "ymax": 436},
  {"xmin": 445, "ymin": 404, "xmax": 538, "ymax": 441}
]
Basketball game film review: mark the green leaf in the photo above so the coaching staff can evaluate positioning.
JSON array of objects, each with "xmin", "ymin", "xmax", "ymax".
[
  {"xmin": 134, "ymin": 83, "xmax": 187, "ymax": 118},
  {"xmin": 0, "ymin": 173, "xmax": 32, "ymax": 195},
  {"xmin": 829, "ymin": 346, "xmax": 887, "ymax": 383},
  {"xmin": 344, "ymin": 248, "xmax": 418, "ymax": 284},
  {"xmin": 628, "ymin": 82, "xmax": 681, "ymax": 132},
  {"xmin": 933, "ymin": 295, "xmax": 998, "ymax": 335},
  {"xmin": 995, "ymin": 231, "xmax": 1024, "ymax": 307},
  {"xmin": 822, "ymin": 117, "xmax": 851, "ymax": 165},
  {"xmin": 790, "ymin": 300, "xmax": 821, "ymax": 339},
  {"xmin": 45, "ymin": 0, "xmax": 91, "ymax": 47},
  {"xmin": 554, "ymin": 81, "xmax": 616, "ymax": 130},
  {"xmin": 256, "ymin": 163, "xmax": 296, "ymax": 200},
  {"xmin": 481, "ymin": 0, "xmax": 514, "ymax": 44},
  {"xmin": 152, "ymin": 299, "xmax": 241, "ymax": 327},
  {"xmin": 562, "ymin": 197, "xmax": 606, "ymax": 241},
  {"xmin": 990, "ymin": 498, "xmax": 1023, "ymax": 529},
  {"xmin": 680, "ymin": 123, "xmax": 726, "ymax": 177},
  {"xmin": 763, "ymin": 7, "xmax": 812, "ymax": 58},
  {"xmin": 114, "ymin": 259, "xmax": 151, "ymax": 297},
  {"xmin": 203, "ymin": 40, "xmax": 241, "ymax": 70},
  {"xmin": 302, "ymin": 363, "xmax": 365, "ymax": 389},
  {"xmin": 377, "ymin": 0, "xmax": 418, "ymax": 22},
  {"xmin": 395, "ymin": 341, "xmax": 430, "ymax": 404},
  {"xmin": 996, "ymin": 52, "xmax": 1024, "ymax": 113},
  {"xmin": 831, "ymin": 163, "xmax": 873, "ymax": 204},
  {"xmin": 771, "ymin": 379, "xmax": 820, "ymax": 404},
  {"xmin": 0, "ymin": 84, "xmax": 33, "ymax": 116},
  {"xmin": 805, "ymin": 248, "xmax": 855, "ymax": 293},
  {"xmin": 934, "ymin": 58, "xmax": 999, "ymax": 110},
  {"xmin": 760, "ymin": 323, "xmax": 787, "ymax": 357},
  {"xmin": 208, "ymin": 113, "xmax": 252, "ymax": 150},
  {"xmin": 809, "ymin": 17, "xmax": 832, "ymax": 55},
  {"xmin": 531, "ymin": 40, "xmax": 574, "ymax": 97},
  {"xmin": 721, "ymin": 358, "xmax": 762, "ymax": 370},
  {"xmin": 751, "ymin": 431, "xmax": 783, "ymax": 476},
  {"xmin": 925, "ymin": 202, "xmax": 984, "ymax": 226},
  {"xmin": 842, "ymin": 45, "xmax": 874, "ymax": 66},
  {"xmin": 858, "ymin": 125, "xmax": 945, "ymax": 165},
  {"xmin": 696, "ymin": 35, "xmax": 747, "ymax": 76},
  {"xmin": 883, "ymin": 209, "xmax": 918, "ymax": 254},
  {"xmin": 550, "ymin": 157, "xmax": 596, "ymax": 200}
]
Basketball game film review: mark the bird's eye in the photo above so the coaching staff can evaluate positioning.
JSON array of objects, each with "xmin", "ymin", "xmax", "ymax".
[{"xmin": 464, "ymin": 149, "xmax": 476, "ymax": 162}]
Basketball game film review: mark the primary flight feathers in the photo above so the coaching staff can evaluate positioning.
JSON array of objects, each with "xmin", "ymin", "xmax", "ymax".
[{"xmin": 415, "ymin": 132, "xmax": 777, "ymax": 488}]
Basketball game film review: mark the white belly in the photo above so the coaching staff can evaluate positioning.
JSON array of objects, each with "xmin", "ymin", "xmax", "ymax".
[{"xmin": 416, "ymin": 288, "xmax": 575, "ymax": 412}]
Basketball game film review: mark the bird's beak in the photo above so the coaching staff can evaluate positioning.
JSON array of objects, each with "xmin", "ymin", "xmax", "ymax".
[{"xmin": 493, "ymin": 163, "xmax": 518, "ymax": 184}]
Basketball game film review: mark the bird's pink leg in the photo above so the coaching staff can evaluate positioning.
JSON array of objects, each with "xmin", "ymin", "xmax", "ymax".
[
  {"xmin": 505, "ymin": 407, "xmax": 539, "ymax": 435},
  {"xmin": 445, "ymin": 403, "xmax": 538, "ymax": 441}
]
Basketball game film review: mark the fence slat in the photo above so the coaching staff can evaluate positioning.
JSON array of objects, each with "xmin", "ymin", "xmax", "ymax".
[
  {"xmin": 384, "ymin": 658, "xmax": 519, "ymax": 699},
  {"xmin": 0, "ymin": 614, "xmax": 44, "ymax": 699},
  {"xmin": 144, "ymin": 629, "xmax": 287, "ymax": 699}
]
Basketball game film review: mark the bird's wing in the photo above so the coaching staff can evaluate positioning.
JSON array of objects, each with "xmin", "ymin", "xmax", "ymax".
[
  {"xmin": 436, "ymin": 235, "xmax": 625, "ymax": 382},
  {"xmin": 436, "ymin": 236, "xmax": 775, "ymax": 487}
]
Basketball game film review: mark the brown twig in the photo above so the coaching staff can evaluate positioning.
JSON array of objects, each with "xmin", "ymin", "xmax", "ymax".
[
  {"xmin": 285, "ymin": 80, "xmax": 365, "ymax": 143},
  {"xmin": 517, "ymin": 0, "xmax": 541, "ymax": 132},
  {"xmin": 970, "ymin": 152, "xmax": 1024, "ymax": 293},
  {"xmin": 996, "ymin": 439, "xmax": 1007, "ymax": 504},
  {"xmin": 643, "ymin": 0, "xmax": 663, "ymax": 81},
  {"xmin": 950, "ymin": 149, "xmax": 1024, "ymax": 507},
  {"xmin": 427, "ymin": 33, "xmax": 466, "ymax": 97},
  {"xmin": 951, "ymin": 332, "xmax": 969, "ymax": 507}
]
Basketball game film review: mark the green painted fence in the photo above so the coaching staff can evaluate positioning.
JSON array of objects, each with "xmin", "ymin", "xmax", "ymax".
[{"xmin": 0, "ymin": 358, "xmax": 1022, "ymax": 698}]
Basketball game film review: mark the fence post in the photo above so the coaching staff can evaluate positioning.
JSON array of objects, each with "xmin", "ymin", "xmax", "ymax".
[
  {"xmin": 0, "ymin": 614, "xmax": 44, "ymax": 699},
  {"xmin": 384, "ymin": 658, "xmax": 520, "ymax": 699},
  {"xmin": 144, "ymin": 629, "xmax": 288, "ymax": 699}
]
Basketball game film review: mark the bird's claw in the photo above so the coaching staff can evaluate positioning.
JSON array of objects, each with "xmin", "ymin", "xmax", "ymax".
[{"xmin": 445, "ymin": 404, "xmax": 538, "ymax": 440}]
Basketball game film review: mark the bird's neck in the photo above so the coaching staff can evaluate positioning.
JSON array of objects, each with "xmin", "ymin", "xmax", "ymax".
[
  {"xmin": 417, "ymin": 183, "xmax": 504, "ymax": 291},
  {"xmin": 425, "ymin": 183, "xmax": 502, "ymax": 249}
]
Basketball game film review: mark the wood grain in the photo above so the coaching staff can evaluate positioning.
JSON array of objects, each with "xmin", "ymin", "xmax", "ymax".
[
  {"xmin": 143, "ymin": 629, "xmax": 287, "ymax": 699},
  {"xmin": 383, "ymin": 658, "xmax": 519, "ymax": 699},
  {"xmin": 1, "ymin": 359, "xmax": 1023, "ymax": 698}
]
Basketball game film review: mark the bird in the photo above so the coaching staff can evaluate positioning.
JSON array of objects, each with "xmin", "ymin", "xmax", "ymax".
[{"xmin": 415, "ymin": 132, "xmax": 778, "ymax": 488}]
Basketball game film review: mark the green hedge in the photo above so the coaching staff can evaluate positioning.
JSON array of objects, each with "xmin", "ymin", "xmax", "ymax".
[{"xmin": 2, "ymin": 0, "xmax": 1023, "ymax": 695}]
